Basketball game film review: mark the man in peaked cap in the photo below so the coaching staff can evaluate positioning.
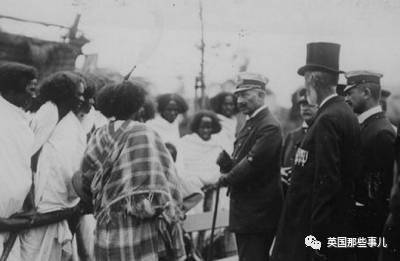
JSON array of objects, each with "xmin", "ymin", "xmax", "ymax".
[
  {"xmin": 344, "ymin": 71, "xmax": 396, "ymax": 261},
  {"xmin": 217, "ymin": 72, "xmax": 284, "ymax": 261},
  {"xmin": 272, "ymin": 42, "xmax": 361, "ymax": 261}
]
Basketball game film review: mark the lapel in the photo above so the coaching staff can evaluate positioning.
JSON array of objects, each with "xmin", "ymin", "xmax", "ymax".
[
  {"xmin": 360, "ymin": 112, "xmax": 385, "ymax": 131},
  {"xmin": 236, "ymin": 108, "xmax": 269, "ymax": 140}
]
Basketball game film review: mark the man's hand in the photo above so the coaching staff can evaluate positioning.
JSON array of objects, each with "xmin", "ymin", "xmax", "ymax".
[
  {"xmin": 218, "ymin": 174, "xmax": 230, "ymax": 187},
  {"xmin": 216, "ymin": 150, "xmax": 234, "ymax": 173}
]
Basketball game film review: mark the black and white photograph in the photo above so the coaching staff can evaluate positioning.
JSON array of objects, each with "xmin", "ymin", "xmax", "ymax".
[{"xmin": 0, "ymin": 0, "xmax": 400, "ymax": 260}]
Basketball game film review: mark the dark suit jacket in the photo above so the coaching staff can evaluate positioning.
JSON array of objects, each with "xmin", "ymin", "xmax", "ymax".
[
  {"xmin": 225, "ymin": 107, "xmax": 284, "ymax": 233},
  {"xmin": 356, "ymin": 112, "xmax": 396, "ymax": 224},
  {"xmin": 272, "ymin": 96, "xmax": 361, "ymax": 261},
  {"xmin": 281, "ymin": 125, "xmax": 307, "ymax": 168},
  {"xmin": 381, "ymin": 125, "xmax": 400, "ymax": 260}
]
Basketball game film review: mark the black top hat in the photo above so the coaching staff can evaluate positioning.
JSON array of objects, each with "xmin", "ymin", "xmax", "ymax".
[{"xmin": 298, "ymin": 42, "xmax": 343, "ymax": 76}]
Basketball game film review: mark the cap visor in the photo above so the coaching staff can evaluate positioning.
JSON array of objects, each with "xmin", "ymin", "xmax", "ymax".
[
  {"xmin": 343, "ymin": 84, "xmax": 356, "ymax": 93},
  {"xmin": 233, "ymin": 86, "xmax": 258, "ymax": 94}
]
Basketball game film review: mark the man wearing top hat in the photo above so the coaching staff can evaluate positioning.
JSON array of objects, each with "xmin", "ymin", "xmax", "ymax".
[
  {"xmin": 281, "ymin": 88, "xmax": 317, "ymax": 193},
  {"xmin": 271, "ymin": 42, "xmax": 361, "ymax": 261},
  {"xmin": 217, "ymin": 72, "xmax": 284, "ymax": 261},
  {"xmin": 344, "ymin": 71, "xmax": 396, "ymax": 261}
]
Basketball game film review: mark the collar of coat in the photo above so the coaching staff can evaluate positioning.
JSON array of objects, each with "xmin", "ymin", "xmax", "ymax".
[
  {"xmin": 360, "ymin": 111, "xmax": 387, "ymax": 129},
  {"xmin": 246, "ymin": 107, "xmax": 270, "ymax": 124},
  {"xmin": 308, "ymin": 95, "xmax": 345, "ymax": 126}
]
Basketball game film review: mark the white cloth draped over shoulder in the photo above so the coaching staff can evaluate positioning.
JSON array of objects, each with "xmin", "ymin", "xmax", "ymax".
[
  {"xmin": 29, "ymin": 101, "xmax": 58, "ymax": 155},
  {"xmin": 215, "ymin": 114, "xmax": 237, "ymax": 155},
  {"xmin": 0, "ymin": 96, "xmax": 33, "ymax": 217},
  {"xmin": 34, "ymin": 111, "xmax": 86, "ymax": 211},
  {"xmin": 176, "ymin": 133, "xmax": 229, "ymax": 214},
  {"xmin": 147, "ymin": 115, "xmax": 180, "ymax": 145},
  {"xmin": 0, "ymin": 96, "xmax": 34, "ymax": 259},
  {"xmin": 20, "ymin": 111, "xmax": 87, "ymax": 261},
  {"xmin": 80, "ymin": 107, "xmax": 109, "ymax": 135}
]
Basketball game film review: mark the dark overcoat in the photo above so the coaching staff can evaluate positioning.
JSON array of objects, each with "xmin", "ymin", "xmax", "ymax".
[
  {"xmin": 226, "ymin": 107, "xmax": 284, "ymax": 234},
  {"xmin": 272, "ymin": 96, "xmax": 361, "ymax": 261},
  {"xmin": 356, "ymin": 111, "xmax": 396, "ymax": 216},
  {"xmin": 355, "ymin": 111, "xmax": 396, "ymax": 260}
]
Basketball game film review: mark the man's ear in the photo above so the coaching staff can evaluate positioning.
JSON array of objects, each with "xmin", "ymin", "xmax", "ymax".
[{"xmin": 362, "ymin": 86, "xmax": 372, "ymax": 99}]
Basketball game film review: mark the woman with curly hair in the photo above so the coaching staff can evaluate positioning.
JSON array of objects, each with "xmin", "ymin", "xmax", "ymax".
[
  {"xmin": 20, "ymin": 71, "xmax": 88, "ymax": 261},
  {"xmin": 210, "ymin": 92, "xmax": 238, "ymax": 154},
  {"xmin": 176, "ymin": 111, "xmax": 230, "ymax": 213},
  {"xmin": 72, "ymin": 81, "xmax": 185, "ymax": 261},
  {"xmin": 147, "ymin": 93, "xmax": 188, "ymax": 146},
  {"xmin": 29, "ymin": 71, "xmax": 86, "ymax": 155}
]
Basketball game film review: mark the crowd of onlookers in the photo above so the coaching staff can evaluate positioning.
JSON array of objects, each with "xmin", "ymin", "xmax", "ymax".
[{"xmin": 1, "ymin": 40, "xmax": 400, "ymax": 261}]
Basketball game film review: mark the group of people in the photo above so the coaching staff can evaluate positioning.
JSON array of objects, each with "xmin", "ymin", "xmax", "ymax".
[
  {"xmin": 0, "ymin": 40, "xmax": 399, "ymax": 261},
  {"xmin": 0, "ymin": 61, "xmax": 241, "ymax": 261}
]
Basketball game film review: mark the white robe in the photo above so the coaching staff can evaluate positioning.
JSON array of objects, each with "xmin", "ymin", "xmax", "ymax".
[
  {"xmin": 80, "ymin": 107, "xmax": 108, "ymax": 135},
  {"xmin": 29, "ymin": 101, "xmax": 58, "ymax": 155},
  {"xmin": 147, "ymin": 115, "xmax": 180, "ymax": 146},
  {"xmin": 0, "ymin": 96, "xmax": 34, "ymax": 260},
  {"xmin": 21, "ymin": 111, "xmax": 87, "ymax": 261},
  {"xmin": 214, "ymin": 114, "xmax": 237, "ymax": 155},
  {"xmin": 176, "ymin": 134, "xmax": 229, "ymax": 214}
]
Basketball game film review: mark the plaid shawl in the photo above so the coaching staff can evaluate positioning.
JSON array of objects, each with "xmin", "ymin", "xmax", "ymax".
[
  {"xmin": 94, "ymin": 212, "xmax": 186, "ymax": 261},
  {"xmin": 81, "ymin": 120, "xmax": 182, "ymax": 225}
]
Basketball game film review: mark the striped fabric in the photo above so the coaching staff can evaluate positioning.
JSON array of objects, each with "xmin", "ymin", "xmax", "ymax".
[
  {"xmin": 94, "ymin": 213, "xmax": 185, "ymax": 261},
  {"xmin": 80, "ymin": 119, "xmax": 185, "ymax": 260}
]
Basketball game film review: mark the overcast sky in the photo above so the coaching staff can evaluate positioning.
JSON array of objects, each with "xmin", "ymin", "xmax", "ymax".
[{"xmin": 1, "ymin": 0, "xmax": 400, "ymax": 107}]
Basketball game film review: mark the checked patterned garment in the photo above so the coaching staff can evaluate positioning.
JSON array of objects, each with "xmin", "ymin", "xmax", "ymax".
[
  {"xmin": 94, "ymin": 212, "xmax": 185, "ymax": 261},
  {"xmin": 80, "ymin": 120, "xmax": 185, "ymax": 260}
]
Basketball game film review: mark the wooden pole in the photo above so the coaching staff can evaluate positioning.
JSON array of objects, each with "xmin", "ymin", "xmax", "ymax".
[{"xmin": 198, "ymin": 0, "xmax": 206, "ymax": 110}]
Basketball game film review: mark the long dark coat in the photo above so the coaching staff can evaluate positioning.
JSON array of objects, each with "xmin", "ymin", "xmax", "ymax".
[
  {"xmin": 226, "ymin": 107, "xmax": 284, "ymax": 234},
  {"xmin": 356, "ymin": 111, "xmax": 396, "ymax": 228},
  {"xmin": 355, "ymin": 111, "xmax": 396, "ymax": 261},
  {"xmin": 272, "ymin": 96, "xmax": 361, "ymax": 261}
]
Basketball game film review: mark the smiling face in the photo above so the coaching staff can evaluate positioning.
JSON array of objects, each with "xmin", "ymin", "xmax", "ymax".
[
  {"xmin": 196, "ymin": 116, "xmax": 213, "ymax": 141},
  {"xmin": 221, "ymin": 95, "xmax": 235, "ymax": 117},
  {"xmin": 161, "ymin": 100, "xmax": 179, "ymax": 123}
]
